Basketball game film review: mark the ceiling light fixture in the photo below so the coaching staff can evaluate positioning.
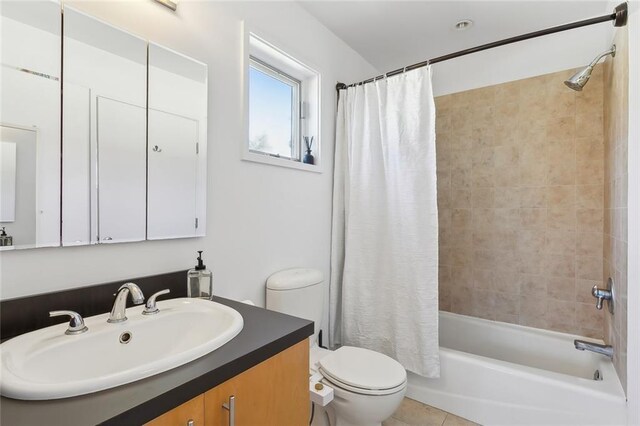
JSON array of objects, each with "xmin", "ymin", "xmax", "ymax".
[
  {"xmin": 454, "ymin": 19, "xmax": 474, "ymax": 31},
  {"xmin": 154, "ymin": 0, "xmax": 178, "ymax": 11}
]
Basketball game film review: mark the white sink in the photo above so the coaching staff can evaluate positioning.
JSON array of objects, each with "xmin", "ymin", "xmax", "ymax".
[{"xmin": 0, "ymin": 298, "xmax": 243, "ymax": 400}]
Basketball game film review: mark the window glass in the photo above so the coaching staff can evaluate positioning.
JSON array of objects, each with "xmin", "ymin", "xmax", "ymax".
[{"xmin": 249, "ymin": 61, "xmax": 299, "ymax": 159}]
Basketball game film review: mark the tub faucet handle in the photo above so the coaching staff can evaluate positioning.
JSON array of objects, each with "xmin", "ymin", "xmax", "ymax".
[{"xmin": 592, "ymin": 284, "xmax": 612, "ymax": 310}]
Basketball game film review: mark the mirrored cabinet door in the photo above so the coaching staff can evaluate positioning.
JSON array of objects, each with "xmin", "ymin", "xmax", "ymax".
[
  {"xmin": 62, "ymin": 7, "xmax": 147, "ymax": 245},
  {"xmin": 96, "ymin": 97, "xmax": 147, "ymax": 243},
  {"xmin": 2, "ymin": 5, "xmax": 208, "ymax": 250},
  {"xmin": 147, "ymin": 43, "xmax": 208, "ymax": 240},
  {"xmin": 0, "ymin": 1, "xmax": 61, "ymax": 250},
  {"xmin": 0, "ymin": 126, "xmax": 37, "ymax": 247}
]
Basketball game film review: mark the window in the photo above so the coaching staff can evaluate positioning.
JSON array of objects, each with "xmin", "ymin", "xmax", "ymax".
[
  {"xmin": 249, "ymin": 57, "xmax": 300, "ymax": 160},
  {"xmin": 244, "ymin": 33, "xmax": 320, "ymax": 172}
]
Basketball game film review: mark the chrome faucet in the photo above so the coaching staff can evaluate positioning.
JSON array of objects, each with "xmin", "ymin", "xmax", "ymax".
[
  {"xmin": 591, "ymin": 277, "xmax": 614, "ymax": 313},
  {"xmin": 142, "ymin": 289, "xmax": 171, "ymax": 315},
  {"xmin": 592, "ymin": 285, "xmax": 612, "ymax": 310},
  {"xmin": 574, "ymin": 339, "xmax": 613, "ymax": 358},
  {"xmin": 107, "ymin": 282, "xmax": 145, "ymax": 323}
]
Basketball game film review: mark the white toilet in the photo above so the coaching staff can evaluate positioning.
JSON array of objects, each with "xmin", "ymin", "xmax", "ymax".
[{"xmin": 266, "ymin": 268, "xmax": 407, "ymax": 426}]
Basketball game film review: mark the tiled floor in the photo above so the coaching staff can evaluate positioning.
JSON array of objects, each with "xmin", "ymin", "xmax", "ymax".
[{"xmin": 383, "ymin": 397, "xmax": 479, "ymax": 426}]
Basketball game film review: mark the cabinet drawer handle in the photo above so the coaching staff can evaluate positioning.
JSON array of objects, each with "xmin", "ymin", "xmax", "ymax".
[
  {"xmin": 222, "ymin": 395, "xmax": 235, "ymax": 426},
  {"xmin": 187, "ymin": 420, "xmax": 194, "ymax": 426}
]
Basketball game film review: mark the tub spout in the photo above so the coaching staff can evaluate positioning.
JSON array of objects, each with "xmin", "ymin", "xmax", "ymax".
[{"xmin": 574, "ymin": 339, "xmax": 613, "ymax": 358}]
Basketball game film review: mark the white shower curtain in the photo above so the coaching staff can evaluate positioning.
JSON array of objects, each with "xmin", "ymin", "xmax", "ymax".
[{"xmin": 330, "ymin": 67, "xmax": 439, "ymax": 377}]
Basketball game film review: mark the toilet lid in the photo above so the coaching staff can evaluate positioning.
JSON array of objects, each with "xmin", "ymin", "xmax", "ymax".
[{"xmin": 318, "ymin": 346, "xmax": 406, "ymax": 392}]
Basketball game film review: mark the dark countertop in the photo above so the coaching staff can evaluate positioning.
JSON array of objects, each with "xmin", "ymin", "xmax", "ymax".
[{"xmin": 0, "ymin": 296, "xmax": 313, "ymax": 426}]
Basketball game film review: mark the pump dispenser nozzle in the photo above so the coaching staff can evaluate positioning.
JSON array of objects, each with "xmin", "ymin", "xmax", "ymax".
[{"xmin": 195, "ymin": 250, "xmax": 206, "ymax": 270}]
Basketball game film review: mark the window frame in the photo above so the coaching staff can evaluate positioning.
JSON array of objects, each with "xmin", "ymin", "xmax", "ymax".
[
  {"xmin": 248, "ymin": 56, "xmax": 302, "ymax": 161},
  {"xmin": 242, "ymin": 30, "xmax": 321, "ymax": 173}
]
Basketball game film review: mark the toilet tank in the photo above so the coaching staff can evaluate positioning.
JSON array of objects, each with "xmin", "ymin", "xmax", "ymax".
[{"xmin": 266, "ymin": 268, "xmax": 324, "ymax": 345}]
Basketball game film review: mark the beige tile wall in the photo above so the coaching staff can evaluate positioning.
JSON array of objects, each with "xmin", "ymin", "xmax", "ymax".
[
  {"xmin": 436, "ymin": 66, "xmax": 605, "ymax": 338},
  {"xmin": 604, "ymin": 27, "xmax": 628, "ymax": 393}
]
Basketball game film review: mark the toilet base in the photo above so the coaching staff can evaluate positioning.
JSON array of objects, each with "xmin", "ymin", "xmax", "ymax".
[
  {"xmin": 311, "ymin": 379, "xmax": 406, "ymax": 426},
  {"xmin": 310, "ymin": 403, "xmax": 331, "ymax": 426},
  {"xmin": 311, "ymin": 403, "xmax": 383, "ymax": 426}
]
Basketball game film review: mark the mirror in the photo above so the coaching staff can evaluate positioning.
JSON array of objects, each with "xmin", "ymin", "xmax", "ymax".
[
  {"xmin": 0, "ymin": 140, "xmax": 18, "ymax": 224},
  {"xmin": 0, "ymin": 1, "xmax": 62, "ymax": 250},
  {"xmin": 62, "ymin": 7, "xmax": 147, "ymax": 246},
  {"xmin": 2, "ymin": 5, "xmax": 208, "ymax": 249},
  {"xmin": 0, "ymin": 126, "xmax": 37, "ymax": 248},
  {"xmin": 148, "ymin": 43, "xmax": 208, "ymax": 240}
]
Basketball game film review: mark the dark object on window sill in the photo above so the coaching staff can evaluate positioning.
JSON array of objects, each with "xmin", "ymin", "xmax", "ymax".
[
  {"xmin": 303, "ymin": 150, "xmax": 315, "ymax": 165},
  {"xmin": 303, "ymin": 136, "xmax": 315, "ymax": 165}
]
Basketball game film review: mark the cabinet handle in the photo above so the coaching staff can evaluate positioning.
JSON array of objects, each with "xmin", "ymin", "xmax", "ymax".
[
  {"xmin": 186, "ymin": 420, "xmax": 194, "ymax": 426},
  {"xmin": 222, "ymin": 395, "xmax": 235, "ymax": 426}
]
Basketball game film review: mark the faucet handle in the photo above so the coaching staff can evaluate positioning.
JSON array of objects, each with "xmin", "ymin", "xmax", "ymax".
[
  {"xmin": 50, "ymin": 310, "xmax": 88, "ymax": 335},
  {"xmin": 142, "ymin": 289, "xmax": 171, "ymax": 315},
  {"xmin": 591, "ymin": 284, "xmax": 612, "ymax": 310}
]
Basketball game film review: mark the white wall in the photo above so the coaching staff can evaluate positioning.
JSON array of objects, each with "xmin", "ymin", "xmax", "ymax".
[
  {"xmin": 0, "ymin": 0, "xmax": 378, "ymax": 346},
  {"xmin": 431, "ymin": 5, "xmax": 615, "ymax": 96}
]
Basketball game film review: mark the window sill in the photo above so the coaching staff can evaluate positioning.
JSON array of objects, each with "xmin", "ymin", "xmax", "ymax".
[{"xmin": 241, "ymin": 151, "xmax": 321, "ymax": 173}]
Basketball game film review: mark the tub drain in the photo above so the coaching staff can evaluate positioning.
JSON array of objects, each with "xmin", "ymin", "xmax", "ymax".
[
  {"xmin": 119, "ymin": 331, "xmax": 133, "ymax": 344},
  {"xmin": 593, "ymin": 369, "xmax": 602, "ymax": 381}
]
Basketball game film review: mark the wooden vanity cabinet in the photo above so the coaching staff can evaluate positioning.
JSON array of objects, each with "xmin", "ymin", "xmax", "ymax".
[
  {"xmin": 147, "ymin": 340, "xmax": 309, "ymax": 426},
  {"xmin": 145, "ymin": 395, "xmax": 204, "ymax": 426}
]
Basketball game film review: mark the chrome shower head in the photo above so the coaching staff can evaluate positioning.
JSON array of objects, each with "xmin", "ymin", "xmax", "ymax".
[
  {"xmin": 564, "ymin": 67, "xmax": 594, "ymax": 91},
  {"xmin": 564, "ymin": 45, "xmax": 616, "ymax": 91}
]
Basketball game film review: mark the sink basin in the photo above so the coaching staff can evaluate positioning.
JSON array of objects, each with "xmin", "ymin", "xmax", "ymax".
[{"xmin": 0, "ymin": 298, "xmax": 243, "ymax": 400}]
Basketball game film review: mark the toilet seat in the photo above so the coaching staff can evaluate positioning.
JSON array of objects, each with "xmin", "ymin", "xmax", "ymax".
[
  {"xmin": 318, "ymin": 346, "xmax": 407, "ymax": 396},
  {"xmin": 320, "ymin": 370, "xmax": 407, "ymax": 396}
]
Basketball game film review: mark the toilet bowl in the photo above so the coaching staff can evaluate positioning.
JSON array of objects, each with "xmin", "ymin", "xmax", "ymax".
[
  {"xmin": 312, "ymin": 345, "xmax": 407, "ymax": 426},
  {"xmin": 266, "ymin": 268, "xmax": 407, "ymax": 426}
]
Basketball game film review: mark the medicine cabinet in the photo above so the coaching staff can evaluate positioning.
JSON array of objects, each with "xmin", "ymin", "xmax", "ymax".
[{"xmin": 0, "ymin": 2, "xmax": 208, "ymax": 250}]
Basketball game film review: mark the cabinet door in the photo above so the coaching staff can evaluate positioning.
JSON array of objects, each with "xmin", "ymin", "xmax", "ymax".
[
  {"xmin": 147, "ymin": 42, "xmax": 208, "ymax": 239},
  {"xmin": 62, "ymin": 83, "xmax": 91, "ymax": 246},
  {"xmin": 96, "ymin": 96, "xmax": 146, "ymax": 243},
  {"xmin": 147, "ymin": 109, "xmax": 198, "ymax": 240},
  {"xmin": 204, "ymin": 340, "xmax": 309, "ymax": 426},
  {"xmin": 63, "ymin": 6, "xmax": 147, "ymax": 246},
  {"xmin": 146, "ymin": 394, "xmax": 204, "ymax": 426},
  {"xmin": 1, "ymin": 0, "xmax": 61, "ymax": 248}
]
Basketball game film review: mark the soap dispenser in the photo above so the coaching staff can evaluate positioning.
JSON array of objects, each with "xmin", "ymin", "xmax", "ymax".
[
  {"xmin": 0, "ymin": 227, "xmax": 12, "ymax": 247},
  {"xmin": 187, "ymin": 251, "xmax": 212, "ymax": 299}
]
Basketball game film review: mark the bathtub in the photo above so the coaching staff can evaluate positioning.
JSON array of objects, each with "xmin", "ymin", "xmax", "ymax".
[{"xmin": 406, "ymin": 312, "xmax": 626, "ymax": 425}]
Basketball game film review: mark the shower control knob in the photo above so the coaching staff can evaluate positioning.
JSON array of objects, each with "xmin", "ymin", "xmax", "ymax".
[{"xmin": 592, "ymin": 285, "xmax": 612, "ymax": 310}]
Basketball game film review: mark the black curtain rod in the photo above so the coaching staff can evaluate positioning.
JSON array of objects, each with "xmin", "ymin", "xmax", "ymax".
[{"xmin": 336, "ymin": 2, "xmax": 628, "ymax": 91}]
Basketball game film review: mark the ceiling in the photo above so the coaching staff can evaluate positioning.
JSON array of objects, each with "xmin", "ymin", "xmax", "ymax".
[{"xmin": 298, "ymin": 1, "xmax": 613, "ymax": 73}]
